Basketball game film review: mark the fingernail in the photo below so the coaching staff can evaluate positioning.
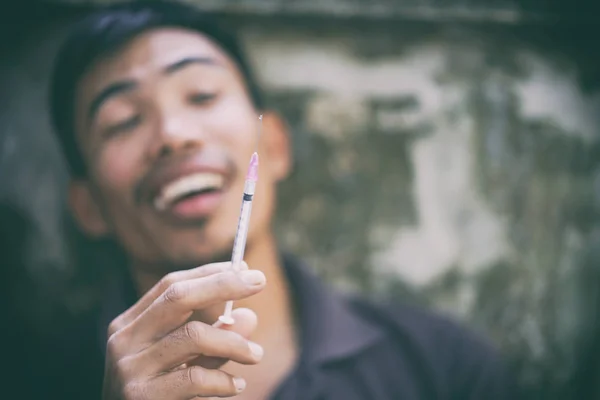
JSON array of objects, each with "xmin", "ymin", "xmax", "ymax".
[
  {"xmin": 233, "ymin": 377, "xmax": 246, "ymax": 393},
  {"xmin": 248, "ymin": 341, "xmax": 264, "ymax": 359},
  {"xmin": 239, "ymin": 270, "xmax": 265, "ymax": 286}
]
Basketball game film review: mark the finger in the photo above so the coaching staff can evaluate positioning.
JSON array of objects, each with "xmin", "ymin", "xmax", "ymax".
[
  {"xmin": 169, "ymin": 308, "xmax": 259, "ymax": 371},
  {"xmin": 109, "ymin": 261, "xmax": 247, "ymax": 336},
  {"xmin": 126, "ymin": 270, "xmax": 266, "ymax": 348},
  {"xmin": 213, "ymin": 307, "xmax": 258, "ymax": 339},
  {"xmin": 132, "ymin": 366, "xmax": 245, "ymax": 399},
  {"xmin": 193, "ymin": 307, "xmax": 259, "ymax": 370},
  {"xmin": 129, "ymin": 318, "xmax": 263, "ymax": 375}
]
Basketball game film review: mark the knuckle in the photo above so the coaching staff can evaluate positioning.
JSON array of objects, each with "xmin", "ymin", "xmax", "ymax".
[
  {"xmin": 114, "ymin": 357, "xmax": 133, "ymax": 383},
  {"xmin": 183, "ymin": 321, "xmax": 206, "ymax": 345},
  {"xmin": 158, "ymin": 271, "xmax": 179, "ymax": 291},
  {"xmin": 122, "ymin": 381, "xmax": 144, "ymax": 400},
  {"xmin": 163, "ymin": 281, "xmax": 188, "ymax": 305},
  {"xmin": 107, "ymin": 317, "xmax": 124, "ymax": 336},
  {"xmin": 106, "ymin": 332, "xmax": 124, "ymax": 359}
]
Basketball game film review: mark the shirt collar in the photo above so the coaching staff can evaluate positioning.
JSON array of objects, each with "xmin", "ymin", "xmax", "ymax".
[{"xmin": 98, "ymin": 254, "xmax": 384, "ymax": 364}]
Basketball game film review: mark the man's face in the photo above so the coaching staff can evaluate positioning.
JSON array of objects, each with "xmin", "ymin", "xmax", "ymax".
[{"xmin": 70, "ymin": 28, "xmax": 290, "ymax": 271}]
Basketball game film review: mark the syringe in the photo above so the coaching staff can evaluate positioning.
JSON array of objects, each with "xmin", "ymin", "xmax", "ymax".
[{"xmin": 218, "ymin": 115, "xmax": 262, "ymax": 325}]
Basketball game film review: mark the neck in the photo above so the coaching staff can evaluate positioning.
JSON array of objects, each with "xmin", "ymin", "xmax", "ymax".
[{"xmin": 130, "ymin": 231, "xmax": 296, "ymax": 344}]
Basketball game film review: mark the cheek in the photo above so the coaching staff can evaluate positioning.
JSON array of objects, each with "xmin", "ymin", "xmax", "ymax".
[
  {"xmin": 94, "ymin": 142, "xmax": 140, "ymax": 201},
  {"xmin": 210, "ymin": 94, "xmax": 257, "ymax": 150},
  {"xmin": 249, "ymin": 173, "xmax": 277, "ymax": 235},
  {"xmin": 254, "ymin": 165, "xmax": 278, "ymax": 214}
]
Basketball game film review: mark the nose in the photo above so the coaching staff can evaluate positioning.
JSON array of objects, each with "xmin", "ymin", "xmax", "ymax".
[{"xmin": 148, "ymin": 111, "xmax": 205, "ymax": 160}]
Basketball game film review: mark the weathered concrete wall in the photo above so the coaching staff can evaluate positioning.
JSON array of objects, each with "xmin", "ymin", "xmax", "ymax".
[
  {"xmin": 39, "ymin": 0, "xmax": 600, "ymax": 23},
  {"xmin": 250, "ymin": 21, "xmax": 600, "ymax": 397},
  {"xmin": 1, "ymin": 5, "xmax": 599, "ymax": 398}
]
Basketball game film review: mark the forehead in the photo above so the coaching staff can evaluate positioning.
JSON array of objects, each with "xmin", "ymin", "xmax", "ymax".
[{"xmin": 78, "ymin": 27, "xmax": 238, "ymax": 98}]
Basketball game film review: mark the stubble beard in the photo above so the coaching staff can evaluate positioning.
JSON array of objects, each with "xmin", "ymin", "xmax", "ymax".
[{"xmin": 160, "ymin": 237, "xmax": 238, "ymax": 274}]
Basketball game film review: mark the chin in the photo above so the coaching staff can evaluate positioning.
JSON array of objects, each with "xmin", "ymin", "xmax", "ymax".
[
  {"xmin": 170, "ymin": 240, "xmax": 235, "ymax": 271},
  {"xmin": 163, "ymin": 213, "xmax": 255, "ymax": 270}
]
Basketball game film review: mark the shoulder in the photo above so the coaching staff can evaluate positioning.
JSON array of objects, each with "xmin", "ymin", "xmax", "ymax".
[
  {"xmin": 349, "ymin": 296, "xmax": 493, "ymax": 357},
  {"xmin": 346, "ymin": 296, "xmax": 520, "ymax": 399}
]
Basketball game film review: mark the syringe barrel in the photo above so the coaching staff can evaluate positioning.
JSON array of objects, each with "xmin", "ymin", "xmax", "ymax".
[
  {"xmin": 230, "ymin": 180, "xmax": 255, "ymax": 269},
  {"xmin": 243, "ymin": 179, "xmax": 256, "ymax": 194}
]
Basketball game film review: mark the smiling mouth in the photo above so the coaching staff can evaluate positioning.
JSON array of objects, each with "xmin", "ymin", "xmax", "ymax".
[{"xmin": 153, "ymin": 172, "xmax": 225, "ymax": 212}]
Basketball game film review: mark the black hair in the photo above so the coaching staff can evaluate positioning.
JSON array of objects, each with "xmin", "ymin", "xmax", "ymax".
[{"xmin": 49, "ymin": 0, "xmax": 264, "ymax": 178}]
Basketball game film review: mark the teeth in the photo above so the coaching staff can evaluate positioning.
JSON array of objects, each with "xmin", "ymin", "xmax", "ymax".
[{"xmin": 154, "ymin": 173, "xmax": 224, "ymax": 210}]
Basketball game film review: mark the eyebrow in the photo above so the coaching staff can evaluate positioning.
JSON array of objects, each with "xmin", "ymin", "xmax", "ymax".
[
  {"xmin": 165, "ymin": 56, "xmax": 218, "ymax": 74},
  {"xmin": 86, "ymin": 56, "xmax": 220, "ymax": 126},
  {"xmin": 87, "ymin": 81, "xmax": 137, "ymax": 126}
]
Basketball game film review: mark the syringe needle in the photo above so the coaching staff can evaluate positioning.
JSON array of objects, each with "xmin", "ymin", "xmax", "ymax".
[{"xmin": 254, "ymin": 114, "xmax": 263, "ymax": 152}]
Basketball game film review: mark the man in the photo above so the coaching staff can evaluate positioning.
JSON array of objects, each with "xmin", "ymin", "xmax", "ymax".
[{"xmin": 47, "ymin": 1, "xmax": 516, "ymax": 399}]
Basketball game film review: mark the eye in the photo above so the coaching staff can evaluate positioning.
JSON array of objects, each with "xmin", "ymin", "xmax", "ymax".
[
  {"xmin": 189, "ymin": 92, "xmax": 216, "ymax": 105},
  {"xmin": 105, "ymin": 114, "xmax": 142, "ymax": 136}
]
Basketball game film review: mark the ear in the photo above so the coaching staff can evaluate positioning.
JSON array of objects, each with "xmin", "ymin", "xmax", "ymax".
[
  {"xmin": 68, "ymin": 180, "xmax": 110, "ymax": 237},
  {"xmin": 261, "ymin": 111, "xmax": 292, "ymax": 182}
]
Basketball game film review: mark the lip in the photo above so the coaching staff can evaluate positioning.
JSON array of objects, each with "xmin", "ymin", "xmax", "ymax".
[
  {"xmin": 137, "ymin": 152, "xmax": 234, "ymax": 218},
  {"xmin": 168, "ymin": 190, "xmax": 225, "ymax": 221}
]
